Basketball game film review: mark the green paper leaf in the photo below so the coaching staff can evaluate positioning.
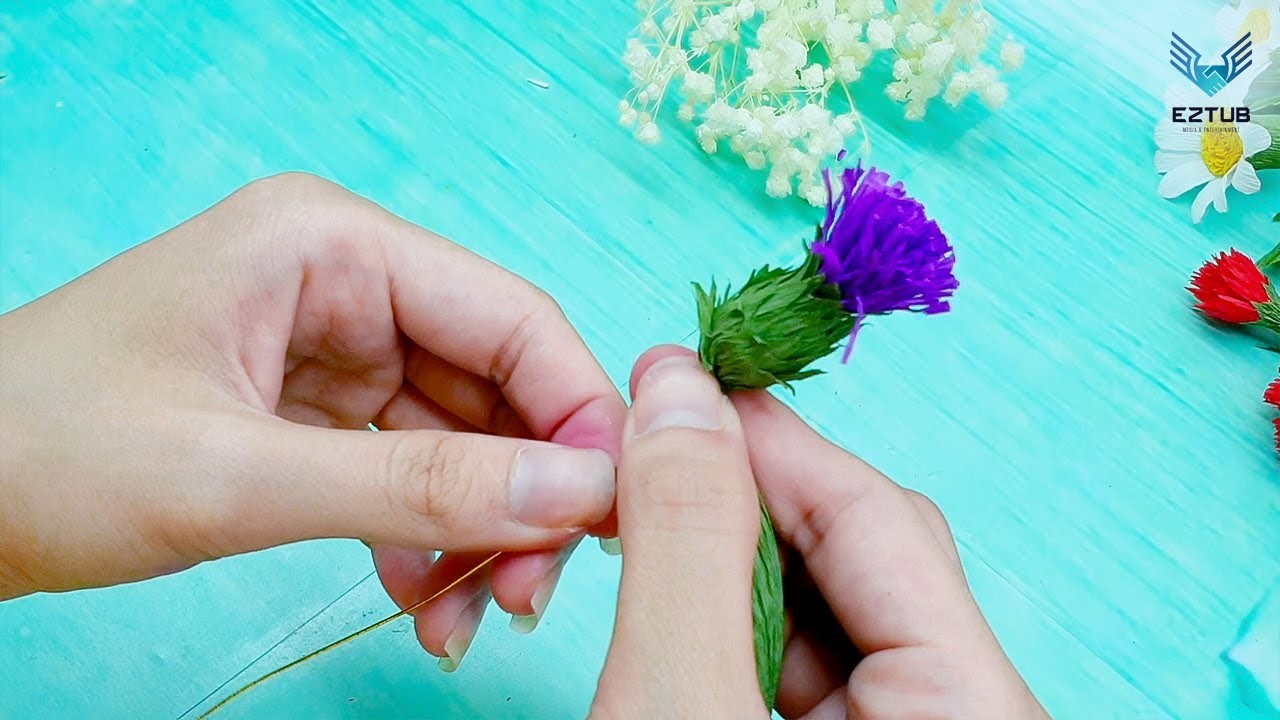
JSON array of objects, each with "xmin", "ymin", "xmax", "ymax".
[
  {"xmin": 1246, "ymin": 50, "xmax": 1280, "ymax": 115},
  {"xmin": 752, "ymin": 502, "xmax": 785, "ymax": 710},
  {"xmin": 1250, "ymin": 114, "xmax": 1280, "ymax": 172}
]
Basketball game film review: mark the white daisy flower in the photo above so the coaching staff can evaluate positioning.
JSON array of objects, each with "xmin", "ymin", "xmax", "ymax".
[
  {"xmin": 1216, "ymin": 0, "xmax": 1277, "ymax": 55},
  {"xmin": 1155, "ymin": 117, "xmax": 1271, "ymax": 223}
]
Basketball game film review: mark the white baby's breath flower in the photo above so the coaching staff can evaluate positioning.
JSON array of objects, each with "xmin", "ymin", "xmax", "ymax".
[
  {"xmin": 826, "ymin": 17, "xmax": 860, "ymax": 52},
  {"xmin": 832, "ymin": 55, "xmax": 863, "ymax": 82},
  {"xmin": 943, "ymin": 71, "xmax": 971, "ymax": 105},
  {"xmin": 620, "ymin": 0, "xmax": 1017, "ymax": 200},
  {"xmin": 866, "ymin": 18, "xmax": 896, "ymax": 49},
  {"xmin": 682, "ymin": 71, "xmax": 716, "ymax": 102},
  {"xmin": 765, "ymin": 167, "xmax": 792, "ymax": 198},
  {"xmin": 905, "ymin": 22, "xmax": 936, "ymax": 47},
  {"xmin": 979, "ymin": 81, "xmax": 1009, "ymax": 109},
  {"xmin": 833, "ymin": 112, "xmax": 857, "ymax": 135},
  {"xmin": 922, "ymin": 41, "xmax": 956, "ymax": 75},
  {"xmin": 695, "ymin": 124, "xmax": 718, "ymax": 153},
  {"xmin": 636, "ymin": 121, "xmax": 661, "ymax": 145},
  {"xmin": 800, "ymin": 63, "xmax": 827, "ymax": 89},
  {"xmin": 999, "ymin": 39, "xmax": 1025, "ymax": 71}
]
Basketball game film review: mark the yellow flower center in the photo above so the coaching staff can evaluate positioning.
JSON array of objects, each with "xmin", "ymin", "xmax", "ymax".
[
  {"xmin": 1239, "ymin": 9, "xmax": 1272, "ymax": 44},
  {"xmin": 1201, "ymin": 122, "xmax": 1244, "ymax": 177}
]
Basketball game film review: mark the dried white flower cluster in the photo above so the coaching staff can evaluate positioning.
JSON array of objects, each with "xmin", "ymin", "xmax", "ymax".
[{"xmin": 619, "ymin": 0, "xmax": 1023, "ymax": 204}]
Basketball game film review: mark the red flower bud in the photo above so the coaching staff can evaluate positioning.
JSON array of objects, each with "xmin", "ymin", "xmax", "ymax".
[{"xmin": 1188, "ymin": 249, "xmax": 1272, "ymax": 324}]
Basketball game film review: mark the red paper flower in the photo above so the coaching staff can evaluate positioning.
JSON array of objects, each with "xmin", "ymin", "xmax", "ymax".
[
  {"xmin": 1188, "ymin": 249, "xmax": 1272, "ymax": 324},
  {"xmin": 1266, "ymin": 376, "xmax": 1280, "ymax": 410}
]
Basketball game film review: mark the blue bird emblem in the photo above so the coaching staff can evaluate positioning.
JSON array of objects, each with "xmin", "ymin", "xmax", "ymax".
[{"xmin": 1171, "ymin": 32, "xmax": 1253, "ymax": 97}]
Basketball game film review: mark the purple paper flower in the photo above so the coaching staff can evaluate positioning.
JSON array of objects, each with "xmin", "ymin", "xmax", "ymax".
[{"xmin": 811, "ymin": 160, "xmax": 958, "ymax": 360}]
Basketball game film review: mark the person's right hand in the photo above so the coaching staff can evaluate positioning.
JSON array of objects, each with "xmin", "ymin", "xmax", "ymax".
[{"xmin": 592, "ymin": 345, "xmax": 1049, "ymax": 719}]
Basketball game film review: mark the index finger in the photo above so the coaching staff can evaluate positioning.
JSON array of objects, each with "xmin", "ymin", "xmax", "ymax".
[
  {"xmin": 732, "ymin": 391, "xmax": 989, "ymax": 655},
  {"xmin": 375, "ymin": 207, "xmax": 626, "ymax": 458}
]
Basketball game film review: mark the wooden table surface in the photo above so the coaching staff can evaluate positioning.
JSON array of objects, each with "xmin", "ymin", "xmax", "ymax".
[{"xmin": 1, "ymin": 1, "xmax": 1277, "ymax": 718}]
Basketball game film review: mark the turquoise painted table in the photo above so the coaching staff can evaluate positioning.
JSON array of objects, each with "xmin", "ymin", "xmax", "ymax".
[{"xmin": 1, "ymin": 1, "xmax": 1277, "ymax": 718}]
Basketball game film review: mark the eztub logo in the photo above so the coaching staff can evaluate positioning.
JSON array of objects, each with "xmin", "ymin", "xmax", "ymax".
[
  {"xmin": 1168, "ymin": 31, "xmax": 1252, "ymax": 126},
  {"xmin": 1171, "ymin": 32, "xmax": 1253, "ymax": 96}
]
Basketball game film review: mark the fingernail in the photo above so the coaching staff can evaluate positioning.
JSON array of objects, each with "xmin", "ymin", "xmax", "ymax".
[
  {"xmin": 510, "ymin": 541, "xmax": 577, "ymax": 634},
  {"xmin": 510, "ymin": 447, "xmax": 614, "ymax": 527},
  {"xmin": 598, "ymin": 537, "xmax": 622, "ymax": 556},
  {"xmin": 438, "ymin": 590, "xmax": 489, "ymax": 673},
  {"xmin": 632, "ymin": 356, "xmax": 724, "ymax": 437},
  {"xmin": 509, "ymin": 568, "xmax": 562, "ymax": 634}
]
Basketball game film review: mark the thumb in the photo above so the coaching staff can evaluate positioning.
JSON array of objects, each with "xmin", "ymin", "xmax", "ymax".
[
  {"xmin": 594, "ymin": 353, "xmax": 765, "ymax": 718},
  {"xmin": 200, "ymin": 416, "xmax": 615, "ymax": 556}
]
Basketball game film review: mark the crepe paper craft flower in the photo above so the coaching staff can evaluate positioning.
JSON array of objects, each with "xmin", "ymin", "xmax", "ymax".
[
  {"xmin": 619, "ymin": 0, "xmax": 1021, "ymax": 205},
  {"xmin": 1265, "ymin": 375, "xmax": 1280, "ymax": 410},
  {"xmin": 1218, "ymin": 0, "xmax": 1278, "ymax": 58},
  {"xmin": 1156, "ymin": 119, "xmax": 1273, "ymax": 223},
  {"xmin": 1268, "ymin": 375, "xmax": 1280, "ymax": 455},
  {"xmin": 1188, "ymin": 248, "xmax": 1280, "ymax": 328},
  {"xmin": 694, "ymin": 159, "xmax": 956, "ymax": 708}
]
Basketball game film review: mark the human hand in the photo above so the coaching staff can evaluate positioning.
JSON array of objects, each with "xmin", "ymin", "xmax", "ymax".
[
  {"xmin": 591, "ymin": 345, "xmax": 1049, "ymax": 719},
  {"xmin": 0, "ymin": 174, "xmax": 625, "ymax": 671}
]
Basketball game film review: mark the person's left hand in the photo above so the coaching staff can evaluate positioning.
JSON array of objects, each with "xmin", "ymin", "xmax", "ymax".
[{"xmin": 0, "ymin": 173, "xmax": 626, "ymax": 671}]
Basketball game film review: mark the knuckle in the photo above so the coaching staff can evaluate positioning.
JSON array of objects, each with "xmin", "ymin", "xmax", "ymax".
[
  {"xmin": 391, "ymin": 434, "xmax": 477, "ymax": 529},
  {"xmin": 239, "ymin": 171, "xmax": 334, "ymax": 203},
  {"xmin": 905, "ymin": 489, "xmax": 951, "ymax": 532},
  {"xmin": 488, "ymin": 288, "xmax": 569, "ymax": 388},
  {"xmin": 524, "ymin": 281, "xmax": 564, "ymax": 319},
  {"xmin": 228, "ymin": 173, "xmax": 351, "ymax": 233}
]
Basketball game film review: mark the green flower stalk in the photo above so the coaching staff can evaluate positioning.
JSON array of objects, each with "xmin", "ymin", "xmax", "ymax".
[{"xmin": 693, "ymin": 161, "xmax": 958, "ymax": 709}]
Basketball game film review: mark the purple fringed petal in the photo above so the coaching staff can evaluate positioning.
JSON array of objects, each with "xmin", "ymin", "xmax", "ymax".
[{"xmin": 812, "ymin": 162, "xmax": 958, "ymax": 321}]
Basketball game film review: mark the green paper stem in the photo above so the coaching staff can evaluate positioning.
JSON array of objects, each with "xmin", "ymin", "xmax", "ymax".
[
  {"xmin": 694, "ymin": 243, "xmax": 855, "ymax": 711},
  {"xmin": 752, "ymin": 501, "xmax": 785, "ymax": 710}
]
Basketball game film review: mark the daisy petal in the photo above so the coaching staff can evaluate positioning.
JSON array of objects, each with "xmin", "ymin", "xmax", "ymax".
[
  {"xmin": 1156, "ymin": 150, "xmax": 1198, "ymax": 173},
  {"xmin": 1191, "ymin": 180, "xmax": 1219, "ymax": 223},
  {"xmin": 1232, "ymin": 160, "xmax": 1262, "ymax": 194},
  {"xmin": 1160, "ymin": 160, "xmax": 1214, "ymax": 199},
  {"xmin": 1155, "ymin": 120, "xmax": 1200, "ymax": 152},
  {"xmin": 1212, "ymin": 179, "xmax": 1229, "ymax": 212},
  {"xmin": 1241, "ymin": 122, "xmax": 1275, "ymax": 155}
]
